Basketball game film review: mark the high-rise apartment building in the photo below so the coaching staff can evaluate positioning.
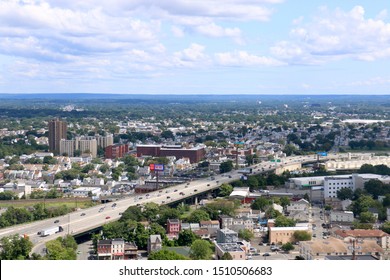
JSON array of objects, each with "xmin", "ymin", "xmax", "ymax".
[
  {"xmin": 59, "ymin": 139, "xmax": 75, "ymax": 157},
  {"xmin": 48, "ymin": 119, "xmax": 67, "ymax": 155},
  {"xmin": 75, "ymin": 136, "xmax": 97, "ymax": 158},
  {"xmin": 97, "ymin": 134, "xmax": 114, "ymax": 148}
]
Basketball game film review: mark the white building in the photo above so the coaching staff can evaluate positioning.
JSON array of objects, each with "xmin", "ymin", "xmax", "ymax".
[
  {"xmin": 72, "ymin": 187, "xmax": 101, "ymax": 197},
  {"xmin": 324, "ymin": 174, "xmax": 390, "ymax": 199},
  {"xmin": 330, "ymin": 211, "xmax": 354, "ymax": 223},
  {"xmin": 286, "ymin": 198, "xmax": 310, "ymax": 213}
]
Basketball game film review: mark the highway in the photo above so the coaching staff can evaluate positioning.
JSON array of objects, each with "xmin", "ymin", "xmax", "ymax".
[{"xmin": 0, "ymin": 153, "xmax": 352, "ymax": 253}]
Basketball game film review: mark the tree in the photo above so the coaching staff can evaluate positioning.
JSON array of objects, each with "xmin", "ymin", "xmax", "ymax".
[
  {"xmin": 177, "ymin": 229, "xmax": 198, "ymax": 246},
  {"xmin": 274, "ymin": 216, "xmax": 296, "ymax": 227},
  {"xmin": 280, "ymin": 197, "xmax": 291, "ymax": 208},
  {"xmin": 359, "ymin": 164, "xmax": 376, "ymax": 174},
  {"xmin": 351, "ymin": 195, "xmax": 376, "ymax": 216},
  {"xmin": 0, "ymin": 234, "xmax": 33, "ymax": 260},
  {"xmin": 281, "ymin": 242, "xmax": 295, "ymax": 252},
  {"xmin": 219, "ymin": 183, "xmax": 233, "ymax": 197},
  {"xmin": 219, "ymin": 161, "xmax": 233, "ymax": 174},
  {"xmin": 148, "ymin": 249, "xmax": 189, "ymax": 260},
  {"xmin": 187, "ymin": 210, "xmax": 210, "ymax": 223},
  {"xmin": 265, "ymin": 208, "xmax": 282, "ymax": 219},
  {"xmin": 45, "ymin": 235, "xmax": 77, "ymax": 260},
  {"xmin": 221, "ymin": 252, "xmax": 233, "ymax": 260},
  {"xmin": 359, "ymin": 211, "xmax": 376, "ymax": 223},
  {"xmin": 381, "ymin": 221, "xmax": 390, "ymax": 234},
  {"xmin": 293, "ymin": 231, "xmax": 311, "ymax": 241},
  {"xmin": 238, "ymin": 229, "xmax": 254, "ymax": 241},
  {"xmin": 364, "ymin": 179, "xmax": 386, "ymax": 199},
  {"xmin": 247, "ymin": 176, "xmax": 259, "ymax": 190},
  {"xmin": 337, "ymin": 188, "xmax": 354, "ymax": 200},
  {"xmin": 251, "ymin": 197, "xmax": 271, "ymax": 211},
  {"xmin": 189, "ymin": 240, "xmax": 213, "ymax": 260},
  {"xmin": 0, "ymin": 191, "xmax": 19, "ymax": 200}
]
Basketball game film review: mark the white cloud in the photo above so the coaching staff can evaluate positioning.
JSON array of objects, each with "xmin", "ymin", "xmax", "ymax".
[
  {"xmin": 215, "ymin": 50, "xmax": 284, "ymax": 66},
  {"xmin": 173, "ymin": 43, "xmax": 210, "ymax": 67},
  {"xmin": 271, "ymin": 6, "xmax": 390, "ymax": 64}
]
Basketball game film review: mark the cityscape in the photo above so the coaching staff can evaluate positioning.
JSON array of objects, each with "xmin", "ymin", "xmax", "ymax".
[
  {"xmin": 0, "ymin": 0, "xmax": 390, "ymax": 266},
  {"xmin": 0, "ymin": 94, "xmax": 389, "ymax": 261}
]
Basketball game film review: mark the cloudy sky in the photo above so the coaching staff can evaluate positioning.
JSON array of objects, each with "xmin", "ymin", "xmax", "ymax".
[{"xmin": 1, "ymin": 0, "xmax": 390, "ymax": 94}]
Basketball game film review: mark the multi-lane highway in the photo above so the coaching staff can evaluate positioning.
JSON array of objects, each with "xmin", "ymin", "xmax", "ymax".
[{"xmin": 0, "ymin": 153, "xmax": 351, "ymax": 253}]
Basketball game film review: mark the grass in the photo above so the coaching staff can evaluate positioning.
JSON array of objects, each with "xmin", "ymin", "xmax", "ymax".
[{"xmin": 0, "ymin": 199, "xmax": 97, "ymax": 209}]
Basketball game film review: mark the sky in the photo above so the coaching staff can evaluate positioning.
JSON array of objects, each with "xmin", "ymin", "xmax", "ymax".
[{"xmin": 1, "ymin": 0, "xmax": 390, "ymax": 95}]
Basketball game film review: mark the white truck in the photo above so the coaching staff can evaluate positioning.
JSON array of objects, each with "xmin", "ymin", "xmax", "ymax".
[{"xmin": 39, "ymin": 226, "xmax": 64, "ymax": 237}]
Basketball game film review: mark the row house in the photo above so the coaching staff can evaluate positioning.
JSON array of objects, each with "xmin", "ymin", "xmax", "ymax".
[{"xmin": 97, "ymin": 239, "xmax": 138, "ymax": 260}]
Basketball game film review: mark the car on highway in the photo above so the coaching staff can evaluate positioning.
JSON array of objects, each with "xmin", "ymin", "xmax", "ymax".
[
  {"xmin": 262, "ymin": 253, "xmax": 270, "ymax": 257},
  {"xmin": 194, "ymin": 189, "xmax": 198, "ymax": 192},
  {"xmin": 54, "ymin": 219, "xmax": 59, "ymax": 223},
  {"xmin": 98, "ymin": 208, "xmax": 104, "ymax": 212},
  {"xmin": 105, "ymin": 216, "xmax": 110, "ymax": 219},
  {"xmin": 207, "ymin": 184, "xmax": 210, "ymax": 186},
  {"xmin": 228, "ymin": 175, "xmax": 232, "ymax": 178},
  {"xmin": 80, "ymin": 213, "xmax": 86, "ymax": 216},
  {"xmin": 119, "ymin": 212, "xmax": 123, "ymax": 215},
  {"xmin": 167, "ymin": 196, "xmax": 171, "ymax": 199},
  {"xmin": 174, "ymin": 189, "xmax": 178, "ymax": 192}
]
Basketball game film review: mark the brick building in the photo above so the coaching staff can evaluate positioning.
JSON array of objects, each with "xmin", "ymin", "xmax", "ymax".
[{"xmin": 105, "ymin": 144, "xmax": 129, "ymax": 159}]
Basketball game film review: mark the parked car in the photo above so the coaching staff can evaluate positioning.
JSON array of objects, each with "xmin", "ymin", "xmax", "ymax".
[{"xmin": 262, "ymin": 253, "xmax": 270, "ymax": 257}]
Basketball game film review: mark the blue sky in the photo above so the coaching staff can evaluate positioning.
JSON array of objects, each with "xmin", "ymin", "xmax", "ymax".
[{"xmin": 1, "ymin": 0, "xmax": 390, "ymax": 95}]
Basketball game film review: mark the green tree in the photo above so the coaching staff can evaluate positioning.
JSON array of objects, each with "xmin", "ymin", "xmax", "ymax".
[
  {"xmin": 45, "ymin": 235, "xmax": 77, "ymax": 260},
  {"xmin": 293, "ymin": 231, "xmax": 311, "ymax": 241},
  {"xmin": 221, "ymin": 252, "xmax": 233, "ymax": 260},
  {"xmin": 280, "ymin": 197, "xmax": 291, "ymax": 208},
  {"xmin": 265, "ymin": 208, "xmax": 282, "ymax": 219},
  {"xmin": 251, "ymin": 197, "xmax": 271, "ymax": 211},
  {"xmin": 219, "ymin": 161, "xmax": 233, "ymax": 173},
  {"xmin": 177, "ymin": 229, "xmax": 198, "ymax": 246},
  {"xmin": 0, "ymin": 191, "xmax": 19, "ymax": 200},
  {"xmin": 281, "ymin": 242, "xmax": 295, "ymax": 252},
  {"xmin": 381, "ymin": 221, "xmax": 390, "ymax": 234},
  {"xmin": 359, "ymin": 211, "xmax": 376, "ymax": 223},
  {"xmin": 359, "ymin": 164, "xmax": 376, "ymax": 174},
  {"xmin": 337, "ymin": 188, "xmax": 354, "ymax": 200},
  {"xmin": 274, "ymin": 216, "xmax": 296, "ymax": 227},
  {"xmin": 189, "ymin": 240, "xmax": 213, "ymax": 260},
  {"xmin": 238, "ymin": 229, "xmax": 254, "ymax": 241},
  {"xmin": 187, "ymin": 209, "xmax": 210, "ymax": 223},
  {"xmin": 0, "ymin": 234, "xmax": 33, "ymax": 260},
  {"xmin": 148, "ymin": 249, "xmax": 189, "ymax": 260},
  {"xmin": 219, "ymin": 183, "xmax": 233, "ymax": 197},
  {"xmin": 247, "ymin": 176, "xmax": 259, "ymax": 190},
  {"xmin": 364, "ymin": 179, "xmax": 386, "ymax": 199},
  {"xmin": 351, "ymin": 195, "xmax": 376, "ymax": 216}
]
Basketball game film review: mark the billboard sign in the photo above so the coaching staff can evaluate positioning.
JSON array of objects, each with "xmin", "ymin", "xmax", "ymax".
[{"xmin": 154, "ymin": 164, "xmax": 165, "ymax": 171}]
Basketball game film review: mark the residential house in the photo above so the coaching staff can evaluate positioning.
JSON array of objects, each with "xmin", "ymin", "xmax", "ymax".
[
  {"xmin": 167, "ymin": 219, "xmax": 181, "ymax": 237},
  {"xmin": 148, "ymin": 235, "xmax": 162, "ymax": 254},
  {"xmin": 97, "ymin": 238, "xmax": 138, "ymax": 260},
  {"xmin": 286, "ymin": 198, "xmax": 310, "ymax": 213}
]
